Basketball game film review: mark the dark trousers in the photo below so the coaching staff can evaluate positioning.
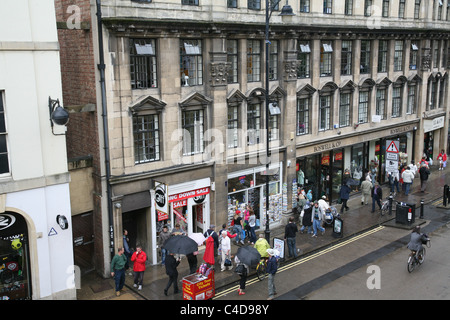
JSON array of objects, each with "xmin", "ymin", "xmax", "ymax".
[
  {"xmin": 340, "ymin": 199, "xmax": 349, "ymax": 213},
  {"xmin": 239, "ymin": 274, "xmax": 247, "ymax": 290},
  {"xmin": 165, "ymin": 273, "xmax": 179, "ymax": 293},
  {"xmin": 133, "ymin": 271, "xmax": 144, "ymax": 286},
  {"xmin": 114, "ymin": 268, "xmax": 125, "ymax": 292}
]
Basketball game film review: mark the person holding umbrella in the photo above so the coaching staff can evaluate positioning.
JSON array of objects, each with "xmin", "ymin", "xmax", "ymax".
[
  {"xmin": 234, "ymin": 255, "xmax": 249, "ymax": 296},
  {"xmin": 164, "ymin": 252, "xmax": 180, "ymax": 296}
]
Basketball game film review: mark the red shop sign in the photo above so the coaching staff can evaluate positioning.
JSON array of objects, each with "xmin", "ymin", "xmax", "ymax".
[
  {"xmin": 157, "ymin": 210, "xmax": 169, "ymax": 222},
  {"xmin": 169, "ymin": 187, "xmax": 210, "ymax": 203}
]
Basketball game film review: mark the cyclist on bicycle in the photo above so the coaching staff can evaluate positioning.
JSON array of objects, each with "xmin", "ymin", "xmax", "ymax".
[
  {"xmin": 254, "ymin": 234, "xmax": 270, "ymax": 260},
  {"xmin": 407, "ymin": 226, "xmax": 428, "ymax": 258}
]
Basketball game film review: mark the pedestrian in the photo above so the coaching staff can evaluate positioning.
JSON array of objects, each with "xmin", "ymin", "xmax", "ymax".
[
  {"xmin": 220, "ymin": 230, "xmax": 232, "ymax": 271},
  {"xmin": 123, "ymin": 229, "xmax": 132, "ymax": 274},
  {"xmin": 419, "ymin": 163, "xmax": 430, "ymax": 192},
  {"xmin": 437, "ymin": 149, "xmax": 447, "ymax": 170},
  {"xmin": 204, "ymin": 225, "xmax": 219, "ymax": 257},
  {"xmin": 254, "ymin": 234, "xmax": 270, "ymax": 259},
  {"xmin": 410, "ymin": 160, "xmax": 418, "ymax": 177},
  {"xmin": 186, "ymin": 251, "xmax": 198, "ymax": 274},
  {"xmin": 232, "ymin": 213, "xmax": 244, "ymax": 245},
  {"xmin": 110, "ymin": 247, "xmax": 127, "ymax": 296},
  {"xmin": 311, "ymin": 201, "xmax": 325, "ymax": 238},
  {"xmin": 371, "ymin": 181, "xmax": 383, "ymax": 213},
  {"xmin": 300, "ymin": 201, "xmax": 313, "ymax": 234},
  {"xmin": 164, "ymin": 253, "xmax": 180, "ymax": 296},
  {"xmin": 131, "ymin": 245, "xmax": 147, "ymax": 291},
  {"xmin": 248, "ymin": 210, "xmax": 257, "ymax": 244},
  {"xmin": 339, "ymin": 183, "xmax": 351, "ymax": 213},
  {"xmin": 158, "ymin": 225, "xmax": 171, "ymax": 266},
  {"xmin": 234, "ymin": 255, "xmax": 249, "ymax": 296},
  {"xmin": 171, "ymin": 223, "xmax": 185, "ymax": 236},
  {"xmin": 401, "ymin": 166, "xmax": 415, "ymax": 196},
  {"xmin": 361, "ymin": 177, "xmax": 372, "ymax": 205},
  {"xmin": 266, "ymin": 249, "xmax": 278, "ymax": 300},
  {"xmin": 284, "ymin": 216, "xmax": 298, "ymax": 258}
]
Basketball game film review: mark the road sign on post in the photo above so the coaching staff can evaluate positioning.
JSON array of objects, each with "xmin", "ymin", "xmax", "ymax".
[{"xmin": 385, "ymin": 140, "xmax": 400, "ymax": 174}]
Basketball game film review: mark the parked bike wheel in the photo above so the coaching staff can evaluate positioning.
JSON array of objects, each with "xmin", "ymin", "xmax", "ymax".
[
  {"xmin": 381, "ymin": 203, "xmax": 389, "ymax": 216},
  {"xmin": 256, "ymin": 260, "xmax": 267, "ymax": 281}
]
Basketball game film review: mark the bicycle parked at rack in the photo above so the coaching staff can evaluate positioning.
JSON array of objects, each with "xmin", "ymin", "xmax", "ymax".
[
  {"xmin": 380, "ymin": 193, "xmax": 404, "ymax": 216},
  {"xmin": 407, "ymin": 236, "xmax": 431, "ymax": 273}
]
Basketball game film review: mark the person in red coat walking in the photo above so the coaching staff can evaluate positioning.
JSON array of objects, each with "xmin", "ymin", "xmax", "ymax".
[{"xmin": 131, "ymin": 245, "xmax": 147, "ymax": 290}]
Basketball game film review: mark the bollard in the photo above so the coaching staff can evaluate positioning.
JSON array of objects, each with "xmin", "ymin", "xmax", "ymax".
[
  {"xmin": 420, "ymin": 200, "xmax": 424, "ymax": 219},
  {"xmin": 388, "ymin": 195, "xmax": 393, "ymax": 215}
]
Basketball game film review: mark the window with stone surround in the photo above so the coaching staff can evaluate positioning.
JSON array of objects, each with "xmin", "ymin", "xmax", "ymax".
[
  {"xmin": 0, "ymin": 92, "xmax": 9, "ymax": 174},
  {"xmin": 180, "ymin": 39, "xmax": 203, "ymax": 86},
  {"xmin": 130, "ymin": 38, "xmax": 158, "ymax": 89}
]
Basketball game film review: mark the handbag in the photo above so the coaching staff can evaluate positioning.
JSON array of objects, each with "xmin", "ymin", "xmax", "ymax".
[
  {"xmin": 224, "ymin": 258, "xmax": 232, "ymax": 267},
  {"xmin": 234, "ymin": 263, "xmax": 247, "ymax": 275}
]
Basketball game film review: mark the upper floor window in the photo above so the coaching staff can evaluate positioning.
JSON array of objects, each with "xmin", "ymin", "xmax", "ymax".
[
  {"xmin": 323, "ymin": 0, "xmax": 332, "ymax": 14},
  {"xmin": 247, "ymin": 40, "xmax": 261, "ymax": 82},
  {"xmin": 300, "ymin": 0, "xmax": 310, "ymax": 13},
  {"xmin": 394, "ymin": 40, "xmax": 404, "ymax": 72},
  {"xmin": 364, "ymin": 0, "xmax": 373, "ymax": 17},
  {"xmin": 182, "ymin": 109, "xmax": 204, "ymax": 155},
  {"xmin": 378, "ymin": 40, "xmax": 388, "ymax": 73},
  {"xmin": 339, "ymin": 92, "xmax": 352, "ymax": 127},
  {"xmin": 320, "ymin": 41, "xmax": 333, "ymax": 77},
  {"xmin": 269, "ymin": 40, "xmax": 278, "ymax": 81},
  {"xmin": 410, "ymin": 42, "xmax": 419, "ymax": 70},
  {"xmin": 227, "ymin": 40, "xmax": 238, "ymax": 83},
  {"xmin": 297, "ymin": 41, "xmax": 311, "ymax": 78},
  {"xmin": 341, "ymin": 40, "xmax": 353, "ymax": 75},
  {"xmin": 398, "ymin": 0, "xmax": 405, "ymax": 18},
  {"xmin": 180, "ymin": 39, "xmax": 203, "ymax": 86},
  {"xmin": 382, "ymin": 0, "xmax": 390, "ymax": 17},
  {"xmin": 247, "ymin": 101, "xmax": 261, "ymax": 145},
  {"xmin": 130, "ymin": 38, "xmax": 158, "ymax": 89},
  {"xmin": 182, "ymin": 0, "xmax": 198, "ymax": 5},
  {"xmin": 414, "ymin": 0, "xmax": 421, "ymax": 19},
  {"xmin": 360, "ymin": 40, "xmax": 371, "ymax": 74},
  {"xmin": 248, "ymin": 0, "xmax": 261, "ymax": 10},
  {"xmin": 345, "ymin": 0, "xmax": 353, "ymax": 15},
  {"xmin": 228, "ymin": 0, "xmax": 237, "ymax": 8},
  {"xmin": 133, "ymin": 114, "xmax": 160, "ymax": 163},
  {"xmin": 0, "ymin": 92, "xmax": 9, "ymax": 175}
]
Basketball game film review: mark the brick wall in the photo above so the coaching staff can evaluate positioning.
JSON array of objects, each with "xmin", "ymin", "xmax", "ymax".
[{"xmin": 55, "ymin": 0, "xmax": 105, "ymax": 274}]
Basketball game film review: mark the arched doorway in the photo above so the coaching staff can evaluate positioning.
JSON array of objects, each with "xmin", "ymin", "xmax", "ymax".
[{"xmin": 0, "ymin": 211, "xmax": 32, "ymax": 300}]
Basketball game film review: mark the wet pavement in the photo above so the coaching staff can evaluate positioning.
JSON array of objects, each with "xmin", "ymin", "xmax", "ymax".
[{"xmin": 76, "ymin": 166, "xmax": 450, "ymax": 300}]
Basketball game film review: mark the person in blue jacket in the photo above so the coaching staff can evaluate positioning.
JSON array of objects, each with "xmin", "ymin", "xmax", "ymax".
[
  {"xmin": 266, "ymin": 249, "xmax": 279, "ymax": 300},
  {"xmin": 339, "ymin": 183, "xmax": 351, "ymax": 214}
]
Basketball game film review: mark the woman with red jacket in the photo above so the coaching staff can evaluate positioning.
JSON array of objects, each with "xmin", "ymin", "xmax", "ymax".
[{"xmin": 131, "ymin": 245, "xmax": 147, "ymax": 290}]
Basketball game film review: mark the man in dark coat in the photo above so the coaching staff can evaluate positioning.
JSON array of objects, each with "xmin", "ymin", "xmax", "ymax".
[
  {"xmin": 419, "ymin": 163, "xmax": 430, "ymax": 192},
  {"xmin": 164, "ymin": 253, "xmax": 180, "ymax": 295}
]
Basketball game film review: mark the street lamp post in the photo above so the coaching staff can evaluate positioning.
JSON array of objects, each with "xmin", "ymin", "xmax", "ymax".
[{"xmin": 264, "ymin": 0, "xmax": 294, "ymax": 243}]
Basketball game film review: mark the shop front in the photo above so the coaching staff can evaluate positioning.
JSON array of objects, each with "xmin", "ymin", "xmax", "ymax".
[
  {"xmin": 0, "ymin": 212, "xmax": 31, "ymax": 300},
  {"xmin": 155, "ymin": 178, "xmax": 211, "ymax": 236},
  {"xmin": 227, "ymin": 162, "xmax": 284, "ymax": 228},
  {"xmin": 296, "ymin": 123, "xmax": 417, "ymax": 203}
]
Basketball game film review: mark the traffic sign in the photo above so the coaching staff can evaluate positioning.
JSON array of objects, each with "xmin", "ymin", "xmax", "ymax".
[{"xmin": 386, "ymin": 140, "xmax": 399, "ymax": 153}]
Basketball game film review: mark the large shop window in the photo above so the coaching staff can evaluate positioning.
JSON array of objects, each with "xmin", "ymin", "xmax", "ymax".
[
  {"xmin": 0, "ymin": 212, "xmax": 31, "ymax": 300},
  {"xmin": 227, "ymin": 163, "xmax": 283, "ymax": 227}
]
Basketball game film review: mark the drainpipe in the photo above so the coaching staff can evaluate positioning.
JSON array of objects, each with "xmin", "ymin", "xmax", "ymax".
[{"xmin": 95, "ymin": 0, "xmax": 114, "ymax": 259}]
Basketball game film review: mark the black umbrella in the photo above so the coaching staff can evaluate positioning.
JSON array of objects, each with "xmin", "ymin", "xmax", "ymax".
[
  {"xmin": 236, "ymin": 245, "xmax": 261, "ymax": 267},
  {"xmin": 164, "ymin": 235, "xmax": 198, "ymax": 255}
]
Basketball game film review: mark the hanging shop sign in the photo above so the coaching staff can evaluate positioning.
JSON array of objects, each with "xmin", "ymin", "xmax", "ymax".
[{"xmin": 155, "ymin": 182, "xmax": 169, "ymax": 215}]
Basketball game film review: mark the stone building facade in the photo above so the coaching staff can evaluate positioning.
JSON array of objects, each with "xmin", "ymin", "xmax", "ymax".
[{"xmin": 57, "ymin": 0, "xmax": 450, "ymax": 273}]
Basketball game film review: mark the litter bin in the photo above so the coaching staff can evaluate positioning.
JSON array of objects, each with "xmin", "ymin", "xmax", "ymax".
[
  {"xmin": 332, "ymin": 216, "xmax": 343, "ymax": 238},
  {"xmin": 395, "ymin": 203, "xmax": 416, "ymax": 224}
]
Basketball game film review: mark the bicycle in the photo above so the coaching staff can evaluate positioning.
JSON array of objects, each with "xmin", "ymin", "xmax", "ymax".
[
  {"xmin": 256, "ymin": 256, "xmax": 280, "ymax": 281},
  {"xmin": 256, "ymin": 257, "xmax": 268, "ymax": 281},
  {"xmin": 380, "ymin": 194, "xmax": 402, "ymax": 216},
  {"xmin": 407, "ymin": 236, "xmax": 431, "ymax": 273}
]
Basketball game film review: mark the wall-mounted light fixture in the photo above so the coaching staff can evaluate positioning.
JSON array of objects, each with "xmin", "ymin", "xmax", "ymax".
[{"xmin": 48, "ymin": 96, "xmax": 69, "ymax": 135}]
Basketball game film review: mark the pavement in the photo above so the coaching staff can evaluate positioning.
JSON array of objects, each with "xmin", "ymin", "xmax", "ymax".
[{"xmin": 76, "ymin": 165, "xmax": 450, "ymax": 301}]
